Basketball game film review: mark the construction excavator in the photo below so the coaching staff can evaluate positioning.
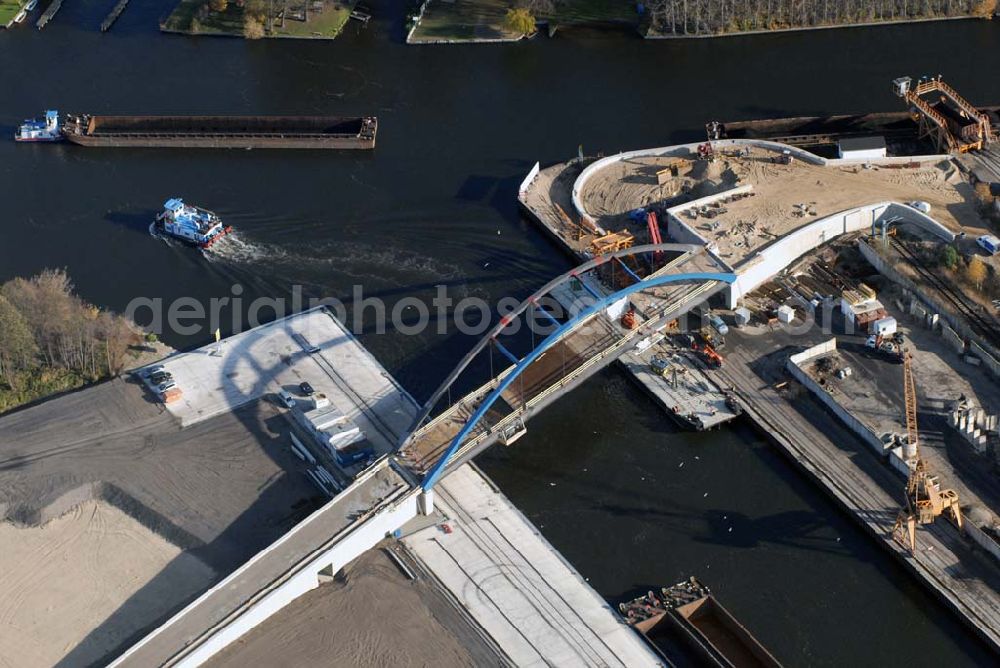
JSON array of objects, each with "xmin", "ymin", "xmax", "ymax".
[{"xmin": 892, "ymin": 348, "xmax": 963, "ymax": 552}]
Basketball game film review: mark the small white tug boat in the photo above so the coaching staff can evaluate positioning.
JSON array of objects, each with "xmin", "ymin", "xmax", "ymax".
[
  {"xmin": 152, "ymin": 198, "xmax": 232, "ymax": 248},
  {"xmin": 15, "ymin": 110, "xmax": 63, "ymax": 142}
]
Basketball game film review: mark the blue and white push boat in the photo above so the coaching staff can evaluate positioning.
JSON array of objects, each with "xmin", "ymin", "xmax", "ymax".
[
  {"xmin": 15, "ymin": 110, "xmax": 63, "ymax": 142},
  {"xmin": 152, "ymin": 198, "xmax": 232, "ymax": 249}
]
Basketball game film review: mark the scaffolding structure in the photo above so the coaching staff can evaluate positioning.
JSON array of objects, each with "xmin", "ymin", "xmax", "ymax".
[{"xmin": 894, "ymin": 75, "xmax": 993, "ymax": 153}]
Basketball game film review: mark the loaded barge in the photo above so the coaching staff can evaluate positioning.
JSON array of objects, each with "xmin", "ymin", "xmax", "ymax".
[
  {"xmin": 59, "ymin": 113, "xmax": 376, "ymax": 149},
  {"xmin": 621, "ymin": 578, "xmax": 782, "ymax": 668},
  {"xmin": 708, "ymin": 105, "xmax": 1000, "ymax": 154}
]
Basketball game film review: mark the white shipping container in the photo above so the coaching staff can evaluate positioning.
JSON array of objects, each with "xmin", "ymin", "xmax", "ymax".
[
  {"xmin": 776, "ymin": 305, "xmax": 794, "ymax": 323},
  {"xmin": 871, "ymin": 317, "xmax": 897, "ymax": 336}
]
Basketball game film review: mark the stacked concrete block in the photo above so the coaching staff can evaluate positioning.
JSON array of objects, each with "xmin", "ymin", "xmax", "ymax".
[{"xmin": 950, "ymin": 402, "xmax": 994, "ymax": 454}]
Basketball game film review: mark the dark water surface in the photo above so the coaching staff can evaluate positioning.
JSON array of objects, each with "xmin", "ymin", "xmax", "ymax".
[{"xmin": 3, "ymin": 5, "xmax": 999, "ymax": 665}]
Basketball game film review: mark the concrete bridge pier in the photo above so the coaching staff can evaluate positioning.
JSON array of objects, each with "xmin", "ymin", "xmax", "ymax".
[{"xmin": 418, "ymin": 489, "xmax": 435, "ymax": 515}]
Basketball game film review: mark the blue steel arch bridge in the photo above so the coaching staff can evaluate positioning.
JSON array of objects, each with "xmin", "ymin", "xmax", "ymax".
[{"xmin": 396, "ymin": 243, "xmax": 737, "ymax": 491}]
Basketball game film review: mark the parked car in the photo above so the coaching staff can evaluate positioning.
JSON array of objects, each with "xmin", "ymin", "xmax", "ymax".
[
  {"xmin": 277, "ymin": 390, "xmax": 296, "ymax": 409},
  {"xmin": 977, "ymin": 235, "xmax": 1000, "ymax": 256},
  {"xmin": 299, "ymin": 381, "xmax": 315, "ymax": 396},
  {"xmin": 142, "ymin": 365, "xmax": 165, "ymax": 378},
  {"xmin": 708, "ymin": 314, "xmax": 729, "ymax": 337},
  {"xmin": 156, "ymin": 380, "xmax": 176, "ymax": 392}
]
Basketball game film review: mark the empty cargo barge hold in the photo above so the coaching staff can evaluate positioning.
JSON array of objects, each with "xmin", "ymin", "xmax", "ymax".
[{"xmin": 60, "ymin": 114, "xmax": 377, "ymax": 149}]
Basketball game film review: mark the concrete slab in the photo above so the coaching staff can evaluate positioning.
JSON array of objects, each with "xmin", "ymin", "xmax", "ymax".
[
  {"xmin": 144, "ymin": 308, "xmax": 419, "ymax": 455},
  {"xmin": 621, "ymin": 345, "xmax": 739, "ymax": 430},
  {"xmin": 404, "ymin": 464, "xmax": 662, "ymax": 668}
]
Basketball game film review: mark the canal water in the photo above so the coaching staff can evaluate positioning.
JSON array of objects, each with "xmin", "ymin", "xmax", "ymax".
[{"xmin": 3, "ymin": 4, "xmax": 999, "ymax": 664}]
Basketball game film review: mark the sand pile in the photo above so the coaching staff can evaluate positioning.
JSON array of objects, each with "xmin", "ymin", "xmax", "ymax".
[{"xmin": 0, "ymin": 500, "xmax": 215, "ymax": 668}]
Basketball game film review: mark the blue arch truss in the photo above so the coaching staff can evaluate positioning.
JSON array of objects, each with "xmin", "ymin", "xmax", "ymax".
[{"xmin": 421, "ymin": 269, "xmax": 737, "ymax": 491}]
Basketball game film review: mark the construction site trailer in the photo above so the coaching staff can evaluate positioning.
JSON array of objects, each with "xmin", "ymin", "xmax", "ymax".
[{"xmin": 838, "ymin": 136, "xmax": 887, "ymax": 160}]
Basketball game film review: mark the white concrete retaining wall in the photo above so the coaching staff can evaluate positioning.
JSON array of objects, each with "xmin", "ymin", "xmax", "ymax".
[
  {"xmin": 730, "ymin": 202, "xmax": 955, "ymax": 308},
  {"xmin": 571, "ymin": 138, "xmax": 949, "ymax": 224},
  {"xmin": 571, "ymin": 139, "xmax": 825, "ymax": 222},
  {"xmin": 971, "ymin": 341, "xmax": 1000, "ymax": 378},
  {"xmin": 173, "ymin": 489, "xmax": 418, "ymax": 667},
  {"xmin": 888, "ymin": 446, "xmax": 911, "ymax": 477},
  {"xmin": 941, "ymin": 323, "xmax": 967, "ymax": 354},
  {"xmin": 859, "ymin": 240, "xmax": 1000, "ymax": 377},
  {"xmin": 787, "ymin": 338, "xmax": 888, "ymax": 457},
  {"xmin": 111, "ymin": 460, "xmax": 419, "ymax": 668},
  {"xmin": 966, "ymin": 520, "xmax": 1000, "ymax": 564},
  {"xmin": 519, "ymin": 162, "xmax": 540, "ymax": 199},
  {"xmin": 787, "ymin": 337, "xmax": 838, "ymax": 367}
]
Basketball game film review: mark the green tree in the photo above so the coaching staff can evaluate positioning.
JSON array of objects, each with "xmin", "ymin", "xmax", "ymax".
[
  {"xmin": 966, "ymin": 255, "xmax": 988, "ymax": 291},
  {"xmin": 504, "ymin": 7, "xmax": 536, "ymax": 36},
  {"xmin": 209, "ymin": 0, "xmax": 228, "ymax": 13},
  {"xmin": 0, "ymin": 294, "xmax": 38, "ymax": 388},
  {"xmin": 940, "ymin": 245, "xmax": 959, "ymax": 270}
]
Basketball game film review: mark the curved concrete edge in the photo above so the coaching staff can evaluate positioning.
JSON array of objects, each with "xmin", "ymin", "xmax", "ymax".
[
  {"xmin": 571, "ymin": 139, "xmax": 828, "ymax": 223},
  {"xmin": 570, "ymin": 138, "xmax": 951, "ymax": 223},
  {"xmin": 727, "ymin": 200, "xmax": 955, "ymax": 307}
]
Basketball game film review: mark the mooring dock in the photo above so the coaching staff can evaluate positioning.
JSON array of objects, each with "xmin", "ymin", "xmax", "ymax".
[{"xmin": 716, "ymin": 343, "xmax": 1000, "ymax": 650}]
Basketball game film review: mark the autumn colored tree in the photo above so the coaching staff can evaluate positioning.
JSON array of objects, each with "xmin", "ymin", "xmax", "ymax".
[
  {"xmin": 209, "ymin": 0, "xmax": 228, "ymax": 13},
  {"xmin": 243, "ymin": 14, "xmax": 265, "ymax": 38},
  {"xmin": 966, "ymin": 255, "xmax": 988, "ymax": 291},
  {"xmin": 504, "ymin": 7, "xmax": 536, "ymax": 35}
]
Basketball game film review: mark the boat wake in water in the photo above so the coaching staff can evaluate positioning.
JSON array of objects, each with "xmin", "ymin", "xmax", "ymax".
[{"xmin": 203, "ymin": 230, "xmax": 475, "ymax": 297}]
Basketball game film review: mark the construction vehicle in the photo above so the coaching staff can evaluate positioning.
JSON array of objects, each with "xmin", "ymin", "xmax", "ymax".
[
  {"xmin": 621, "ymin": 306, "xmax": 638, "ymax": 330},
  {"xmin": 891, "ymin": 348, "xmax": 963, "ymax": 552},
  {"xmin": 866, "ymin": 334, "xmax": 901, "ymax": 360},
  {"xmin": 692, "ymin": 340, "xmax": 723, "ymax": 368},
  {"xmin": 699, "ymin": 326, "xmax": 725, "ymax": 351},
  {"xmin": 650, "ymin": 354, "xmax": 670, "ymax": 377}
]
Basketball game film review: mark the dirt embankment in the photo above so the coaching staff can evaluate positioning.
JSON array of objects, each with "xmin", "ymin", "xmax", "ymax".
[
  {"xmin": 208, "ymin": 548, "xmax": 484, "ymax": 668},
  {"xmin": 0, "ymin": 500, "xmax": 216, "ymax": 668}
]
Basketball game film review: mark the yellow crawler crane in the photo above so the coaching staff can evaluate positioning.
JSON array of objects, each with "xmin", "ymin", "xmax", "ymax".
[{"xmin": 892, "ymin": 348, "xmax": 963, "ymax": 552}]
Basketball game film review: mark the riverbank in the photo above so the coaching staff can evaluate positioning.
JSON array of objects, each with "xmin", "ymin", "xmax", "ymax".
[
  {"xmin": 0, "ymin": 269, "xmax": 170, "ymax": 415},
  {"xmin": 517, "ymin": 141, "xmax": 1000, "ymax": 652},
  {"xmin": 0, "ymin": 0, "xmax": 24, "ymax": 27},
  {"xmin": 162, "ymin": 0, "xmax": 357, "ymax": 39},
  {"xmin": 407, "ymin": 0, "xmax": 638, "ymax": 43},
  {"xmin": 406, "ymin": 0, "xmax": 994, "ymax": 44}
]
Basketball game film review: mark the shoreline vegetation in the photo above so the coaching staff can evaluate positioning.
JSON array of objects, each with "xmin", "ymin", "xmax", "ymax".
[
  {"xmin": 406, "ymin": 0, "xmax": 996, "ymax": 43},
  {"xmin": 0, "ymin": 0, "xmax": 26, "ymax": 28},
  {"xmin": 0, "ymin": 269, "xmax": 165, "ymax": 414},
  {"xmin": 161, "ymin": 0, "xmax": 357, "ymax": 39}
]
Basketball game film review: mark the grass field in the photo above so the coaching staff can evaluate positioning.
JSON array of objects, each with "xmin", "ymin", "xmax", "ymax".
[
  {"xmin": 163, "ymin": 0, "xmax": 354, "ymax": 38},
  {"xmin": 0, "ymin": 0, "xmax": 25, "ymax": 27},
  {"xmin": 409, "ymin": 0, "xmax": 639, "ymax": 42}
]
